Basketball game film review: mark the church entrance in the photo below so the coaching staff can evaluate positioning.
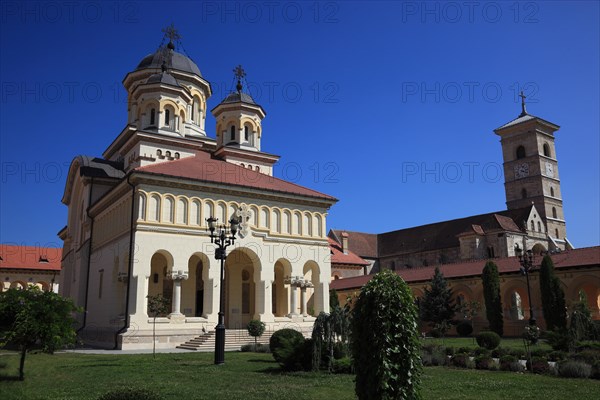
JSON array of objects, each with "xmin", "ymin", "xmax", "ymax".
[{"xmin": 224, "ymin": 248, "xmax": 259, "ymax": 329}]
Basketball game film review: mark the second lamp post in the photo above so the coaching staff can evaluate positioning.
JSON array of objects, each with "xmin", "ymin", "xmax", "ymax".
[
  {"xmin": 515, "ymin": 244, "xmax": 536, "ymax": 325},
  {"xmin": 206, "ymin": 216, "xmax": 239, "ymax": 365}
]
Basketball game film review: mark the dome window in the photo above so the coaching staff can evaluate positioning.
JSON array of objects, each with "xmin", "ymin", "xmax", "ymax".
[
  {"xmin": 230, "ymin": 126, "xmax": 235, "ymax": 141},
  {"xmin": 165, "ymin": 109, "xmax": 170, "ymax": 126},
  {"xmin": 244, "ymin": 126, "xmax": 249, "ymax": 141},
  {"xmin": 150, "ymin": 109, "xmax": 156, "ymax": 125}
]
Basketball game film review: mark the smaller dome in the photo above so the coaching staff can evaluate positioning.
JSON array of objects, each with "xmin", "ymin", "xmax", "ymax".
[
  {"xmin": 136, "ymin": 46, "xmax": 202, "ymax": 77},
  {"xmin": 146, "ymin": 72, "xmax": 180, "ymax": 87},
  {"xmin": 220, "ymin": 92, "xmax": 257, "ymax": 105}
]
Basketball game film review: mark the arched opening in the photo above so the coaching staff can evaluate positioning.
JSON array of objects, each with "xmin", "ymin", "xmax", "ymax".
[
  {"xmin": 537, "ymin": 221, "xmax": 542, "ymax": 232},
  {"xmin": 510, "ymin": 291, "xmax": 525, "ymax": 320},
  {"xmin": 521, "ymin": 188, "xmax": 528, "ymax": 199},
  {"xmin": 555, "ymin": 228, "xmax": 559, "ymax": 239},
  {"xmin": 182, "ymin": 253, "xmax": 209, "ymax": 318},
  {"xmin": 552, "ymin": 207, "xmax": 558, "ymax": 218},
  {"xmin": 244, "ymin": 125, "xmax": 249, "ymax": 141},
  {"xmin": 10, "ymin": 281, "xmax": 25, "ymax": 290},
  {"xmin": 550, "ymin": 187, "xmax": 555, "ymax": 197},
  {"xmin": 303, "ymin": 261, "xmax": 321, "ymax": 316},
  {"xmin": 273, "ymin": 259, "xmax": 291, "ymax": 317},
  {"xmin": 147, "ymin": 251, "xmax": 174, "ymax": 316},
  {"xmin": 531, "ymin": 243, "xmax": 547, "ymax": 255},
  {"xmin": 230, "ymin": 125, "xmax": 236, "ymax": 141},
  {"xmin": 543, "ymin": 143, "xmax": 551, "ymax": 157},
  {"xmin": 224, "ymin": 248, "xmax": 260, "ymax": 328},
  {"xmin": 150, "ymin": 108, "xmax": 156, "ymax": 126},
  {"xmin": 516, "ymin": 145, "xmax": 526, "ymax": 159},
  {"xmin": 505, "ymin": 285, "xmax": 529, "ymax": 321}
]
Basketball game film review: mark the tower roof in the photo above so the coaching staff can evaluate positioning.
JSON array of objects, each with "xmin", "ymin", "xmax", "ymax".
[
  {"xmin": 146, "ymin": 71, "xmax": 180, "ymax": 87},
  {"xmin": 136, "ymin": 46, "xmax": 202, "ymax": 77}
]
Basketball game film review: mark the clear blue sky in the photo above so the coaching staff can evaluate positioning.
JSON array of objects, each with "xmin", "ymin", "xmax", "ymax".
[{"xmin": 1, "ymin": 1, "xmax": 599, "ymax": 249}]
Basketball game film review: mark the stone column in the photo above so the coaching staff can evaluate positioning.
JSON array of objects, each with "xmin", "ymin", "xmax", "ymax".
[
  {"xmin": 300, "ymin": 286, "xmax": 307, "ymax": 317},
  {"xmin": 289, "ymin": 284, "xmax": 298, "ymax": 316},
  {"xmin": 168, "ymin": 270, "xmax": 189, "ymax": 322}
]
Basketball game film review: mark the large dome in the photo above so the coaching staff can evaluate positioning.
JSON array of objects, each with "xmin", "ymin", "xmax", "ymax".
[{"xmin": 136, "ymin": 46, "xmax": 202, "ymax": 77}]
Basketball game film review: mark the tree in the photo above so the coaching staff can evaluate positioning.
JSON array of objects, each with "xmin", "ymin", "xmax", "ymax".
[
  {"xmin": 0, "ymin": 287, "xmax": 79, "ymax": 380},
  {"xmin": 420, "ymin": 267, "xmax": 456, "ymax": 337},
  {"xmin": 247, "ymin": 319, "xmax": 266, "ymax": 349},
  {"xmin": 146, "ymin": 294, "xmax": 170, "ymax": 359},
  {"xmin": 482, "ymin": 261, "xmax": 503, "ymax": 336},
  {"xmin": 329, "ymin": 289, "xmax": 340, "ymax": 311},
  {"xmin": 352, "ymin": 270, "xmax": 421, "ymax": 400},
  {"xmin": 539, "ymin": 255, "xmax": 567, "ymax": 330},
  {"xmin": 569, "ymin": 290, "xmax": 596, "ymax": 342}
]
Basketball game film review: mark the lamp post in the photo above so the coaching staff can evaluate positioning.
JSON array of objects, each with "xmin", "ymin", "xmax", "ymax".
[
  {"xmin": 515, "ymin": 244, "xmax": 536, "ymax": 325},
  {"xmin": 206, "ymin": 216, "xmax": 239, "ymax": 365}
]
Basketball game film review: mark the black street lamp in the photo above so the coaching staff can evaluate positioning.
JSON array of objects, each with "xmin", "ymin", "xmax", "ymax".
[
  {"xmin": 206, "ymin": 216, "xmax": 239, "ymax": 365},
  {"xmin": 515, "ymin": 244, "xmax": 536, "ymax": 325}
]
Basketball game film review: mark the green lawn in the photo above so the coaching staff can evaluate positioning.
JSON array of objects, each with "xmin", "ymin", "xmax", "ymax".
[
  {"xmin": 423, "ymin": 337, "xmax": 552, "ymax": 351},
  {"xmin": 0, "ymin": 351, "xmax": 597, "ymax": 400}
]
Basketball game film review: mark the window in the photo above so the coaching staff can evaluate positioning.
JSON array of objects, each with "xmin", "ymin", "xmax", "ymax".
[
  {"xmin": 244, "ymin": 126, "xmax": 249, "ymax": 141},
  {"xmin": 531, "ymin": 221, "xmax": 535, "ymax": 231},
  {"xmin": 230, "ymin": 126, "xmax": 235, "ymax": 141},
  {"xmin": 521, "ymin": 188, "xmax": 528, "ymax": 199},
  {"xmin": 487, "ymin": 246, "xmax": 495, "ymax": 258},
  {"xmin": 550, "ymin": 187, "xmax": 555, "ymax": 197},
  {"xmin": 174, "ymin": 152, "xmax": 180, "ymax": 159},
  {"xmin": 555, "ymin": 228, "xmax": 559, "ymax": 239},
  {"xmin": 516, "ymin": 145, "xmax": 526, "ymax": 159},
  {"xmin": 165, "ymin": 151, "xmax": 171, "ymax": 158},
  {"xmin": 543, "ymin": 143, "xmax": 551, "ymax": 157},
  {"xmin": 552, "ymin": 207, "xmax": 557, "ymax": 218},
  {"xmin": 156, "ymin": 149, "xmax": 162, "ymax": 158},
  {"xmin": 165, "ymin": 109, "xmax": 170, "ymax": 126},
  {"xmin": 537, "ymin": 221, "xmax": 541, "ymax": 231},
  {"xmin": 150, "ymin": 109, "xmax": 156, "ymax": 125}
]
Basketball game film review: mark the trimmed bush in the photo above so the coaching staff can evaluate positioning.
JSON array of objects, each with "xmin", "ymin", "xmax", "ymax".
[
  {"xmin": 558, "ymin": 360, "xmax": 592, "ymax": 379},
  {"xmin": 98, "ymin": 388, "xmax": 164, "ymax": 400},
  {"xmin": 499, "ymin": 355, "xmax": 524, "ymax": 372},
  {"xmin": 450, "ymin": 353, "xmax": 470, "ymax": 368},
  {"xmin": 527, "ymin": 356, "xmax": 550, "ymax": 374},
  {"xmin": 476, "ymin": 331, "xmax": 501, "ymax": 350},
  {"xmin": 492, "ymin": 347, "xmax": 510, "ymax": 358},
  {"xmin": 269, "ymin": 328, "xmax": 307, "ymax": 371},
  {"xmin": 457, "ymin": 346, "xmax": 472, "ymax": 356},
  {"xmin": 548, "ymin": 350, "xmax": 567, "ymax": 362},
  {"xmin": 421, "ymin": 347, "xmax": 447, "ymax": 367},
  {"xmin": 473, "ymin": 348, "xmax": 491, "ymax": 357},
  {"xmin": 456, "ymin": 320, "xmax": 473, "ymax": 337},
  {"xmin": 241, "ymin": 343, "xmax": 270, "ymax": 353},
  {"xmin": 475, "ymin": 355, "xmax": 494, "ymax": 370}
]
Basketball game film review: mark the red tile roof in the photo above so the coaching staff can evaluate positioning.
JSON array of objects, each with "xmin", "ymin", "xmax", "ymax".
[
  {"xmin": 330, "ymin": 246, "xmax": 600, "ymax": 291},
  {"xmin": 0, "ymin": 245, "xmax": 62, "ymax": 271},
  {"xmin": 330, "ymin": 230, "xmax": 378, "ymax": 258},
  {"xmin": 135, "ymin": 151, "xmax": 337, "ymax": 202},
  {"xmin": 328, "ymin": 238, "xmax": 369, "ymax": 267}
]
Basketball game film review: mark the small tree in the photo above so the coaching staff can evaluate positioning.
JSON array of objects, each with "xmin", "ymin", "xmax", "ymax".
[
  {"xmin": 352, "ymin": 270, "xmax": 421, "ymax": 400},
  {"xmin": 420, "ymin": 267, "xmax": 456, "ymax": 337},
  {"xmin": 0, "ymin": 287, "xmax": 79, "ymax": 380},
  {"xmin": 539, "ymin": 255, "xmax": 567, "ymax": 330},
  {"xmin": 146, "ymin": 294, "xmax": 169, "ymax": 359},
  {"xmin": 569, "ymin": 290, "xmax": 596, "ymax": 342},
  {"xmin": 329, "ymin": 289, "xmax": 340, "ymax": 311},
  {"xmin": 247, "ymin": 319, "xmax": 266, "ymax": 349},
  {"xmin": 482, "ymin": 261, "xmax": 503, "ymax": 336}
]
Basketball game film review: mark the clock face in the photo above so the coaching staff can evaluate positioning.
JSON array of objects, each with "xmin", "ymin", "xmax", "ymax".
[
  {"xmin": 514, "ymin": 162, "xmax": 529, "ymax": 179},
  {"xmin": 545, "ymin": 162, "xmax": 554, "ymax": 178}
]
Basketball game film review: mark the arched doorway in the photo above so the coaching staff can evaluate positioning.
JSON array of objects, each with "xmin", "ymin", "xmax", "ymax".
[
  {"xmin": 303, "ymin": 261, "xmax": 320, "ymax": 316},
  {"xmin": 224, "ymin": 248, "xmax": 260, "ymax": 328},
  {"xmin": 147, "ymin": 251, "xmax": 174, "ymax": 316},
  {"xmin": 182, "ymin": 253, "xmax": 209, "ymax": 318}
]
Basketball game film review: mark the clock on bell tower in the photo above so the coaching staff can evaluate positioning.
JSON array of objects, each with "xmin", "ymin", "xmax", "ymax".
[{"xmin": 494, "ymin": 92, "xmax": 568, "ymax": 248}]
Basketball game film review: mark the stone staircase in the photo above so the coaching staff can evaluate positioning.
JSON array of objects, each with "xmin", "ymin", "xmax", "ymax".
[{"xmin": 176, "ymin": 329, "xmax": 271, "ymax": 351}]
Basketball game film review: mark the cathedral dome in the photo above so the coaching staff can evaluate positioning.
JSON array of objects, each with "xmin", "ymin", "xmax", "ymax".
[
  {"xmin": 146, "ymin": 71, "xmax": 180, "ymax": 86},
  {"xmin": 220, "ymin": 91, "xmax": 257, "ymax": 105},
  {"xmin": 136, "ymin": 46, "xmax": 202, "ymax": 77}
]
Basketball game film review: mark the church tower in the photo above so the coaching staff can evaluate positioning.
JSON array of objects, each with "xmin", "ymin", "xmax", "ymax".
[
  {"xmin": 211, "ymin": 66, "xmax": 279, "ymax": 175},
  {"xmin": 494, "ymin": 93, "xmax": 569, "ymax": 250}
]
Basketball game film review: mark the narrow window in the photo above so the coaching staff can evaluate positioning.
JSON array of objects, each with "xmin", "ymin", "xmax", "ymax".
[
  {"xmin": 244, "ymin": 126, "xmax": 249, "ymax": 141},
  {"xmin": 537, "ymin": 221, "xmax": 541, "ymax": 231},
  {"xmin": 98, "ymin": 270, "xmax": 104, "ymax": 299},
  {"xmin": 516, "ymin": 145, "xmax": 526, "ymax": 159},
  {"xmin": 543, "ymin": 143, "xmax": 551, "ymax": 157},
  {"xmin": 550, "ymin": 187, "xmax": 555, "ymax": 197},
  {"xmin": 521, "ymin": 188, "xmax": 527, "ymax": 199},
  {"xmin": 165, "ymin": 151, "xmax": 171, "ymax": 158},
  {"xmin": 230, "ymin": 126, "xmax": 235, "ymax": 141},
  {"xmin": 555, "ymin": 229, "xmax": 559, "ymax": 238},
  {"xmin": 156, "ymin": 149, "xmax": 162, "ymax": 158},
  {"xmin": 150, "ymin": 109, "xmax": 156, "ymax": 125},
  {"xmin": 531, "ymin": 221, "xmax": 535, "ymax": 231},
  {"xmin": 165, "ymin": 109, "xmax": 170, "ymax": 126},
  {"xmin": 552, "ymin": 207, "xmax": 557, "ymax": 218}
]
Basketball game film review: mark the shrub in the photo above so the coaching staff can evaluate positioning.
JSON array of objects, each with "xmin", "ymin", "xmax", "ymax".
[
  {"xmin": 269, "ymin": 329, "xmax": 307, "ymax": 371},
  {"xmin": 333, "ymin": 341, "xmax": 347, "ymax": 360},
  {"xmin": 450, "ymin": 353, "xmax": 470, "ymax": 368},
  {"xmin": 240, "ymin": 343, "xmax": 270, "ymax": 353},
  {"xmin": 527, "ymin": 356, "xmax": 550, "ymax": 374},
  {"xmin": 569, "ymin": 349, "xmax": 600, "ymax": 365},
  {"xmin": 592, "ymin": 361, "xmax": 600, "ymax": 380},
  {"xmin": 352, "ymin": 270, "xmax": 421, "ymax": 400},
  {"xmin": 548, "ymin": 350, "xmax": 567, "ymax": 362},
  {"xmin": 509, "ymin": 348, "xmax": 526, "ymax": 359},
  {"xmin": 499, "ymin": 355, "xmax": 523, "ymax": 372},
  {"xmin": 332, "ymin": 357, "xmax": 353, "ymax": 374},
  {"xmin": 531, "ymin": 348, "xmax": 550, "ymax": 358},
  {"xmin": 445, "ymin": 346, "xmax": 456, "ymax": 356},
  {"xmin": 542, "ymin": 328, "xmax": 572, "ymax": 351},
  {"xmin": 475, "ymin": 355, "xmax": 494, "ymax": 370},
  {"xmin": 421, "ymin": 348, "xmax": 447, "ymax": 367},
  {"xmin": 457, "ymin": 346, "xmax": 472, "ymax": 356},
  {"xmin": 473, "ymin": 348, "xmax": 491, "ymax": 357},
  {"xmin": 97, "ymin": 388, "xmax": 164, "ymax": 400},
  {"xmin": 492, "ymin": 347, "xmax": 510, "ymax": 358},
  {"xmin": 456, "ymin": 320, "xmax": 474, "ymax": 337},
  {"xmin": 558, "ymin": 360, "xmax": 592, "ymax": 379},
  {"xmin": 476, "ymin": 331, "xmax": 501, "ymax": 350}
]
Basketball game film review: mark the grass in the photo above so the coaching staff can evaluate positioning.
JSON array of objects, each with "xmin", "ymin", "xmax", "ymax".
[
  {"xmin": 423, "ymin": 336, "xmax": 552, "ymax": 351},
  {"xmin": 0, "ymin": 351, "xmax": 597, "ymax": 400}
]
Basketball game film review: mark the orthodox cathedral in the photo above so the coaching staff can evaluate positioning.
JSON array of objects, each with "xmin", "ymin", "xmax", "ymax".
[{"xmin": 59, "ymin": 28, "xmax": 336, "ymax": 349}]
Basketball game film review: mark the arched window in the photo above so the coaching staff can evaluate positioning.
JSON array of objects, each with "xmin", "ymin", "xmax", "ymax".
[
  {"xmin": 552, "ymin": 207, "xmax": 557, "ymax": 218},
  {"xmin": 165, "ymin": 151, "xmax": 171, "ymax": 158},
  {"xmin": 174, "ymin": 152, "xmax": 180, "ymax": 159},
  {"xmin": 244, "ymin": 125, "xmax": 249, "ymax": 141},
  {"xmin": 516, "ymin": 145, "xmax": 526, "ymax": 159},
  {"xmin": 156, "ymin": 149, "xmax": 162, "ymax": 158},
  {"xmin": 550, "ymin": 187, "xmax": 555, "ymax": 197},
  {"xmin": 531, "ymin": 221, "xmax": 535, "ymax": 231},
  {"xmin": 230, "ymin": 126, "xmax": 235, "ymax": 141},
  {"xmin": 150, "ymin": 108, "xmax": 156, "ymax": 125},
  {"xmin": 521, "ymin": 188, "xmax": 527, "ymax": 199},
  {"xmin": 555, "ymin": 228, "xmax": 559, "ymax": 239},
  {"xmin": 537, "ymin": 221, "xmax": 541, "ymax": 231},
  {"xmin": 165, "ymin": 109, "xmax": 170, "ymax": 126},
  {"xmin": 543, "ymin": 143, "xmax": 551, "ymax": 157}
]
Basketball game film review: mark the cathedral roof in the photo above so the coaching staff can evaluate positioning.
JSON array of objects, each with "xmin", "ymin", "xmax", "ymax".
[
  {"xmin": 330, "ymin": 246, "xmax": 600, "ymax": 290},
  {"xmin": 146, "ymin": 71, "xmax": 180, "ymax": 87},
  {"xmin": 136, "ymin": 46, "xmax": 202, "ymax": 77},
  {"xmin": 77, "ymin": 156, "xmax": 125, "ymax": 179},
  {"xmin": 495, "ymin": 113, "xmax": 559, "ymax": 131},
  {"xmin": 329, "ymin": 230, "xmax": 378, "ymax": 259},
  {"xmin": 328, "ymin": 237, "xmax": 369, "ymax": 267},
  {"xmin": 220, "ymin": 91, "xmax": 257, "ymax": 105},
  {"xmin": 0, "ymin": 244, "xmax": 62, "ymax": 271},
  {"xmin": 134, "ymin": 151, "xmax": 337, "ymax": 202}
]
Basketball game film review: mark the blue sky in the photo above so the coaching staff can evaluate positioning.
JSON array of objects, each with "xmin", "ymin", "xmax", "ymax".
[{"xmin": 1, "ymin": 1, "xmax": 599, "ymax": 249}]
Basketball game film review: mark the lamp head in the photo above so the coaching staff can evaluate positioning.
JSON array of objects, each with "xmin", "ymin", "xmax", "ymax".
[
  {"xmin": 229, "ymin": 217, "xmax": 239, "ymax": 236},
  {"xmin": 206, "ymin": 216, "xmax": 217, "ymax": 233}
]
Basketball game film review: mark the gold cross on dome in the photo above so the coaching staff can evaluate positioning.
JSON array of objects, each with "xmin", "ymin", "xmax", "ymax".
[
  {"xmin": 233, "ymin": 65, "xmax": 246, "ymax": 80},
  {"xmin": 162, "ymin": 23, "xmax": 181, "ymax": 43}
]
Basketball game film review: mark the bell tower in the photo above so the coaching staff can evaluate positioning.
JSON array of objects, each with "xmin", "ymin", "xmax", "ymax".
[{"xmin": 494, "ymin": 93, "xmax": 569, "ymax": 250}]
